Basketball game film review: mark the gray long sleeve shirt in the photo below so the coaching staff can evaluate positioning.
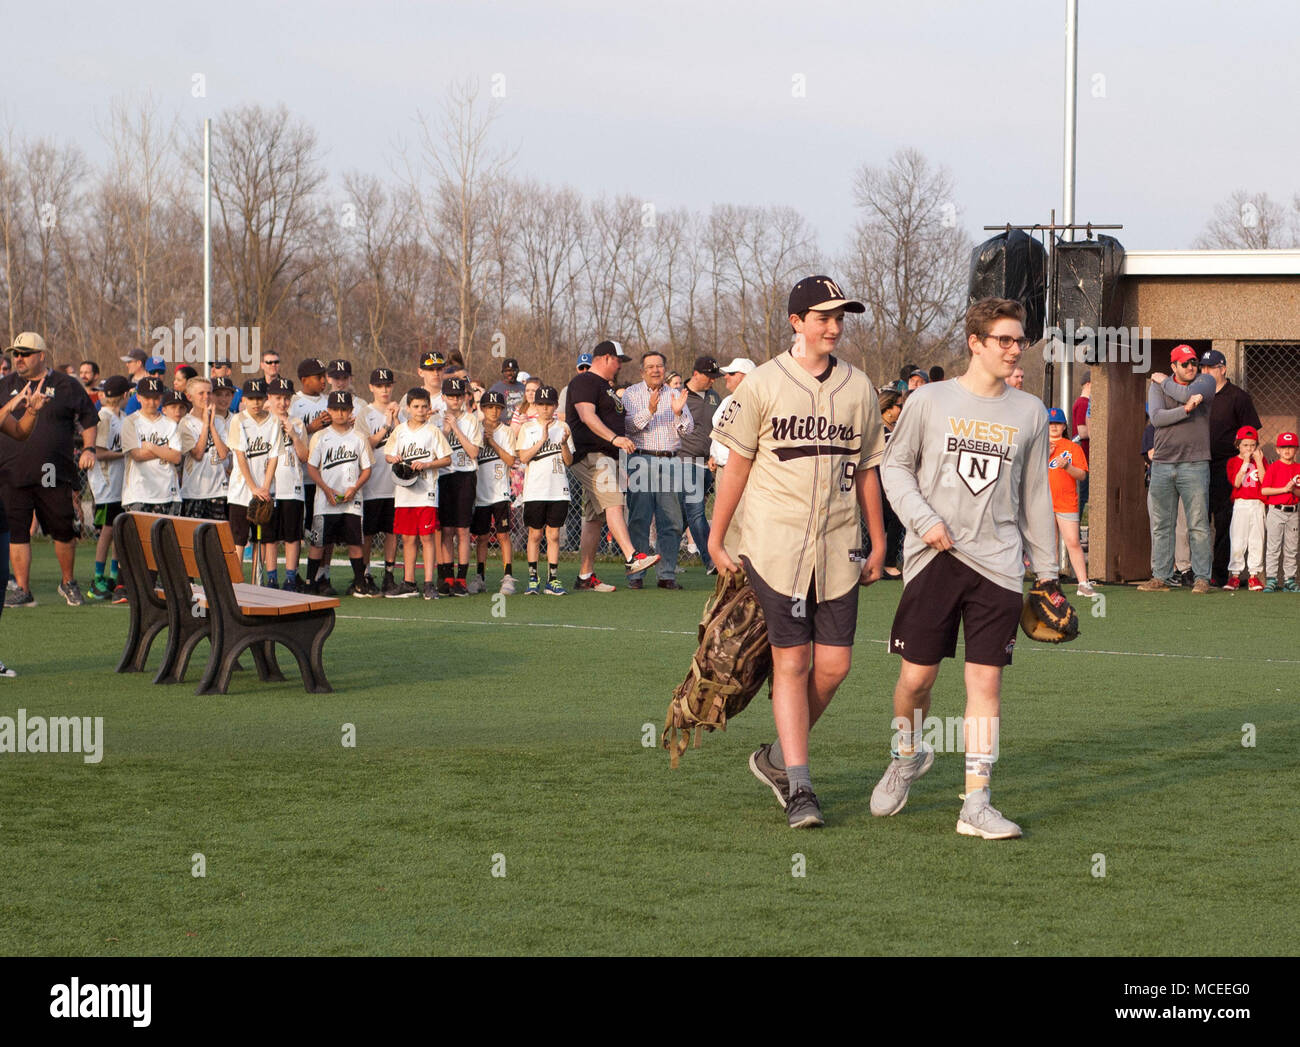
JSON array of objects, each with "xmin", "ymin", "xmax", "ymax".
[
  {"xmin": 881, "ymin": 379, "xmax": 1058, "ymax": 593},
  {"xmin": 1148, "ymin": 374, "xmax": 1216, "ymax": 463}
]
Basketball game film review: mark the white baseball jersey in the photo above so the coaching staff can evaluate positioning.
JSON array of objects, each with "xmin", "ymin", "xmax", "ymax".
[
  {"xmin": 121, "ymin": 411, "xmax": 181, "ymax": 505},
  {"xmin": 444, "ymin": 411, "xmax": 482, "ymax": 474},
  {"xmin": 398, "ymin": 391, "xmax": 446, "ymax": 428},
  {"xmin": 179, "ymin": 413, "xmax": 230, "ymax": 500},
  {"xmin": 710, "ymin": 395, "xmax": 734, "ymax": 467},
  {"xmin": 710, "ymin": 349, "xmax": 884, "ymax": 601},
  {"xmin": 271, "ymin": 415, "xmax": 307, "ymax": 501},
  {"xmin": 91, "ymin": 406, "xmax": 125, "ymax": 504},
  {"xmin": 227, "ymin": 412, "xmax": 284, "ymax": 507},
  {"xmin": 519, "ymin": 419, "xmax": 574, "ymax": 502},
  {"xmin": 290, "ymin": 391, "xmax": 330, "ymax": 483},
  {"xmin": 384, "ymin": 421, "xmax": 452, "ymax": 509},
  {"xmin": 309, "ymin": 426, "xmax": 372, "ymax": 517},
  {"xmin": 358, "ymin": 402, "xmax": 398, "ymax": 500},
  {"xmin": 475, "ymin": 423, "xmax": 515, "ymax": 506}
]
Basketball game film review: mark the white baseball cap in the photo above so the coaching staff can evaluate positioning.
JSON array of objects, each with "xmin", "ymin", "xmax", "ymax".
[
  {"xmin": 518, "ymin": 371, "xmax": 532, "ymax": 383},
  {"xmin": 720, "ymin": 358, "xmax": 756, "ymax": 375}
]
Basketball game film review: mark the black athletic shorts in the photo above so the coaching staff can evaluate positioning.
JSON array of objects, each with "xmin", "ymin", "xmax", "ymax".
[
  {"xmin": 889, "ymin": 552, "xmax": 1023, "ymax": 667},
  {"xmin": 302, "ymin": 484, "xmax": 316, "ymax": 536},
  {"xmin": 471, "ymin": 501, "xmax": 511, "ymax": 537},
  {"xmin": 742, "ymin": 556, "xmax": 859, "ymax": 648},
  {"xmin": 228, "ymin": 503, "xmax": 254, "ymax": 546},
  {"xmin": 267, "ymin": 499, "xmax": 304, "ymax": 544},
  {"xmin": 94, "ymin": 502, "xmax": 125, "ymax": 528},
  {"xmin": 180, "ymin": 497, "xmax": 228, "ymax": 521},
  {"xmin": 314, "ymin": 512, "xmax": 363, "ymax": 547},
  {"xmin": 437, "ymin": 472, "xmax": 475, "ymax": 529},
  {"xmin": 363, "ymin": 497, "xmax": 395, "ymax": 536},
  {"xmin": 523, "ymin": 500, "xmax": 567, "ymax": 530},
  {"xmin": 4, "ymin": 483, "xmax": 78, "ymax": 543}
]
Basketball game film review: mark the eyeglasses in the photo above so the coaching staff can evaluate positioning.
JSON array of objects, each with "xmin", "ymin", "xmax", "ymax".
[
  {"xmin": 264, "ymin": 358, "xmax": 281, "ymax": 365},
  {"xmin": 1175, "ymin": 360, "xmax": 1199, "ymax": 368},
  {"xmin": 11, "ymin": 350, "xmax": 39, "ymax": 358},
  {"xmin": 983, "ymin": 335, "xmax": 1030, "ymax": 351}
]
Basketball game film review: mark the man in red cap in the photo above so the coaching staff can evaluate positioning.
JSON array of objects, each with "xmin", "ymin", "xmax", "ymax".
[{"xmin": 1138, "ymin": 345, "xmax": 1217, "ymax": 593}]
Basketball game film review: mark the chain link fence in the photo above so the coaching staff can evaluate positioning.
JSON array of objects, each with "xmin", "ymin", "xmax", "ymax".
[{"xmin": 1242, "ymin": 343, "xmax": 1300, "ymax": 450}]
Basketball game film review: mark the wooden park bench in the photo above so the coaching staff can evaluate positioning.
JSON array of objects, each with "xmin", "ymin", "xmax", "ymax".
[{"xmin": 115, "ymin": 512, "xmax": 339, "ymax": 695}]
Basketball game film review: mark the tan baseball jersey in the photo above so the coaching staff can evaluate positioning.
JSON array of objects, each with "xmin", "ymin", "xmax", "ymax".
[{"xmin": 711, "ymin": 349, "xmax": 884, "ymax": 601}]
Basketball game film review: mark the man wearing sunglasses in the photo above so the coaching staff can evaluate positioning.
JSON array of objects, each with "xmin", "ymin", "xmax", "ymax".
[
  {"xmin": 0, "ymin": 333, "xmax": 100, "ymax": 607},
  {"xmin": 1137, "ymin": 345, "xmax": 1217, "ymax": 593}
]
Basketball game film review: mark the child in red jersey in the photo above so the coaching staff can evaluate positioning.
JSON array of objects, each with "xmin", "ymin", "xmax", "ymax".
[
  {"xmin": 1047, "ymin": 407, "xmax": 1093, "ymax": 596},
  {"xmin": 1225, "ymin": 426, "xmax": 1267, "ymax": 591},
  {"xmin": 1259, "ymin": 431, "xmax": 1300, "ymax": 592}
]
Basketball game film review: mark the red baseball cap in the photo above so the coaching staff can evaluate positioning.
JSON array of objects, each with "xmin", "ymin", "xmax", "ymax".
[
  {"xmin": 1170, "ymin": 344, "xmax": 1198, "ymax": 363},
  {"xmin": 1236, "ymin": 426, "xmax": 1260, "ymax": 442},
  {"xmin": 1277, "ymin": 432, "xmax": 1298, "ymax": 448}
]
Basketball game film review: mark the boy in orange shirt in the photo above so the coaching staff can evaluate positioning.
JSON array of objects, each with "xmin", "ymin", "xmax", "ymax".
[{"xmin": 1047, "ymin": 407, "xmax": 1094, "ymax": 597}]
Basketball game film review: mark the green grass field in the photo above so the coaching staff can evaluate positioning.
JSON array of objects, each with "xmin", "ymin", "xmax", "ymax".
[{"xmin": 0, "ymin": 548, "xmax": 1296, "ymax": 956}]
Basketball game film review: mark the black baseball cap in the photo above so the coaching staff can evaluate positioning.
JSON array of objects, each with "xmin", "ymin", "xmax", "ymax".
[
  {"xmin": 693, "ymin": 355, "xmax": 722, "ymax": 378},
  {"xmin": 327, "ymin": 358, "xmax": 352, "ymax": 377},
  {"xmin": 419, "ymin": 351, "xmax": 446, "ymax": 371},
  {"xmin": 480, "ymin": 390, "xmax": 507, "ymax": 408},
  {"xmin": 328, "ymin": 390, "xmax": 353, "ymax": 409},
  {"xmin": 297, "ymin": 357, "xmax": 326, "ymax": 378},
  {"xmin": 535, "ymin": 385, "xmax": 559, "ymax": 406},
  {"xmin": 370, "ymin": 368, "xmax": 394, "ymax": 385},
  {"xmin": 242, "ymin": 378, "xmax": 269, "ymax": 398},
  {"xmin": 121, "ymin": 348, "xmax": 148, "ymax": 364},
  {"xmin": 501, "ymin": 358, "xmax": 520, "ymax": 372},
  {"xmin": 101, "ymin": 375, "xmax": 131, "ymax": 397},
  {"xmin": 137, "ymin": 376, "xmax": 166, "ymax": 396},
  {"xmin": 442, "ymin": 377, "xmax": 468, "ymax": 397},
  {"xmin": 211, "ymin": 375, "xmax": 236, "ymax": 392},
  {"xmin": 788, "ymin": 275, "xmax": 865, "ymax": 315},
  {"xmin": 161, "ymin": 390, "xmax": 189, "ymax": 408},
  {"xmin": 1200, "ymin": 349, "xmax": 1227, "ymax": 367},
  {"xmin": 592, "ymin": 339, "xmax": 630, "ymax": 361},
  {"xmin": 269, "ymin": 377, "xmax": 294, "ymax": 395}
]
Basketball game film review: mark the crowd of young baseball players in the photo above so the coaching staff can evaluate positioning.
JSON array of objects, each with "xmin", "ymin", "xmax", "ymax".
[{"xmin": 83, "ymin": 351, "xmax": 608, "ymax": 603}]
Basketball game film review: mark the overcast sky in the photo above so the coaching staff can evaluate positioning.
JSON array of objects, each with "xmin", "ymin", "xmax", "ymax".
[{"xmin": 8, "ymin": 0, "xmax": 1298, "ymax": 258}]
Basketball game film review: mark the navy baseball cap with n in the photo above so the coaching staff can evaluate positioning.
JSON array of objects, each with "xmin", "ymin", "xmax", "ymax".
[
  {"xmin": 242, "ymin": 378, "xmax": 268, "ymax": 398},
  {"xmin": 328, "ymin": 390, "xmax": 353, "ymax": 409},
  {"xmin": 576, "ymin": 352, "xmax": 593, "ymax": 370},
  {"xmin": 419, "ymin": 351, "xmax": 446, "ymax": 371},
  {"xmin": 269, "ymin": 377, "xmax": 294, "ymax": 395},
  {"xmin": 693, "ymin": 355, "xmax": 722, "ymax": 378},
  {"xmin": 481, "ymin": 390, "xmax": 507, "ymax": 408},
  {"xmin": 501, "ymin": 358, "xmax": 520, "ymax": 372},
  {"xmin": 788, "ymin": 275, "xmax": 865, "ymax": 315},
  {"xmin": 442, "ymin": 377, "xmax": 468, "ymax": 397},
  {"xmin": 370, "ymin": 368, "xmax": 394, "ymax": 385},
  {"xmin": 212, "ymin": 375, "xmax": 236, "ymax": 391},
  {"xmin": 535, "ymin": 385, "xmax": 559, "ymax": 405},
  {"xmin": 592, "ymin": 340, "xmax": 630, "ymax": 361},
  {"xmin": 161, "ymin": 390, "xmax": 189, "ymax": 408},
  {"xmin": 137, "ymin": 376, "xmax": 166, "ymax": 396},
  {"xmin": 297, "ymin": 357, "xmax": 326, "ymax": 378},
  {"xmin": 328, "ymin": 358, "xmax": 352, "ymax": 377},
  {"xmin": 1201, "ymin": 349, "xmax": 1227, "ymax": 367}
]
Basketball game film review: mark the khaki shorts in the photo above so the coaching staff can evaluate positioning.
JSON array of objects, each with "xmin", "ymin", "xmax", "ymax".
[{"xmin": 570, "ymin": 453, "xmax": 624, "ymax": 522}]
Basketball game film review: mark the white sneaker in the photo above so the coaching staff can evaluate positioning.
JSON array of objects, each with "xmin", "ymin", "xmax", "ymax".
[
  {"xmin": 1077, "ymin": 580, "xmax": 1097, "ymax": 598},
  {"xmin": 499, "ymin": 575, "xmax": 518, "ymax": 596},
  {"xmin": 957, "ymin": 788, "xmax": 1022, "ymax": 840},
  {"xmin": 0, "ymin": 661, "xmax": 15, "ymax": 678}
]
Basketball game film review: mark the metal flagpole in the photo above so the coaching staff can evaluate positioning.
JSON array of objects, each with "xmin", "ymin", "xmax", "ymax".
[
  {"xmin": 1060, "ymin": 0, "xmax": 1078, "ymax": 413},
  {"xmin": 203, "ymin": 118, "xmax": 212, "ymax": 379}
]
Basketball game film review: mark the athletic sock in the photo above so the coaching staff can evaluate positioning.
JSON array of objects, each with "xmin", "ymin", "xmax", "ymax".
[
  {"xmin": 502, "ymin": 563, "xmax": 513, "ymax": 577},
  {"xmin": 528, "ymin": 561, "xmax": 539, "ymax": 580},
  {"xmin": 769, "ymin": 738, "xmax": 786, "ymax": 770},
  {"xmin": 95, "ymin": 560, "xmax": 105, "ymax": 578},
  {"xmin": 548, "ymin": 563, "xmax": 558, "ymax": 581},
  {"xmin": 965, "ymin": 753, "xmax": 994, "ymax": 797},
  {"xmin": 579, "ymin": 572, "xmax": 592, "ymax": 582},
  {"xmin": 456, "ymin": 563, "xmax": 467, "ymax": 580},
  {"xmin": 476, "ymin": 560, "xmax": 486, "ymax": 580},
  {"xmin": 384, "ymin": 560, "xmax": 395, "ymax": 573},
  {"xmin": 893, "ymin": 729, "xmax": 918, "ymax": 760},
  {"xmin": 787, "ymin": 765, "xmax": 812, "ymax": 799},
  {"xmin": 286, "ymin": 569, "xmax": 298, "ymax": 584},
  {"xmin": 306, "ymin": 558, "xmax": 321, "ymax": 582},
  {"xmin": 351, "ymin": 557, "xmax": 367, "ymax": 585},
  {"xmin": 440, "ymin": 562, "xmax": 452, "ymax": 583},
  {"xmin": 266, "ymin": 569, "xmax": 278, "ymax": 587},
  {"xmin": 110, "ymin": 559, "xmax": 119, "ymax": 579}
]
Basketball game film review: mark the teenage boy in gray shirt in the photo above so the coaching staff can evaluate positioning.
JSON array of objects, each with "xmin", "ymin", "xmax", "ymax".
[{"xmin": 872, "ymin": 297, "xmax": 1060, "ymax": 841}]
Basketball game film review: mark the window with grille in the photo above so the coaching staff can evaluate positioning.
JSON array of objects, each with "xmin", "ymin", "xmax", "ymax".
[{"xmin": 1242, "ymin": 343, "xmax": 1300, "ymax": 450}]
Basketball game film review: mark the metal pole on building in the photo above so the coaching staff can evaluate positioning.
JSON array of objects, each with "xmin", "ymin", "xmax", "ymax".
[
  {"xmin": 203, "ymin": 118, "xmax": 212, "ymax": 378},
  {"xmin": 1059, "ymin": 0, "xmax": 1078, "ymax": 413}
]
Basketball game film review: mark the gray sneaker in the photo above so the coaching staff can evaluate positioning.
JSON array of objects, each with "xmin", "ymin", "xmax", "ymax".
[
  {"xmin": 59, "ymin": 580, "xmax": 85, "ymax": 607},
  {"xmin": 466, "ymin": 575, "xmax": 487, "ymax": 595},
  {"xmin": 956, "ymin": 788, "xmax": 1022, "ymax": 840},
  {"xmin": 749, "ymin": 744, "xmax": 789, "ymax": 810},
  {"xmin": 870, "ymin": 747, "xmax": 935, "ymax": 817},
  {"xmin": 786, "ymin": 787, "xmax": 825, "ymax": 829},
  {"xmin": 4, "ymin": 587, "xmax": 35, "ymax": 608},
  {"xmin": 0, "ymin": 661, "xmax": 16, "ymax": 678},
  {"xmin": 499, "ymin": 575, "xmax": 518, "ymax": 596}
]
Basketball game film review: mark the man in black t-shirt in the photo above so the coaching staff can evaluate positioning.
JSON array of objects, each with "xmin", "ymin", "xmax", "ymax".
[
  {"xmin": 1, "ymin": 333, "xmax": 99, "ymax": 607},
  {"xmin": 564, "ymin": 339, "xmax": 660, "ymax": 590}
]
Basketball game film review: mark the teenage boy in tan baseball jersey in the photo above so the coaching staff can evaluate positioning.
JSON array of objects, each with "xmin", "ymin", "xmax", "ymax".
[
  {"xmin": 710, "ymin": 275, "xmax": 887, "ymax": 830},
  {"xmin": 872, "ymin": 297, "xmax": 1059, "ymax": 840}
]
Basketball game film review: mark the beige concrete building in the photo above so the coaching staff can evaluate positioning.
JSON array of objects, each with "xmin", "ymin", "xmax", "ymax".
[{"xmin": 1089, "ymin": 250, "xmax": 1300, "ymax": 581}]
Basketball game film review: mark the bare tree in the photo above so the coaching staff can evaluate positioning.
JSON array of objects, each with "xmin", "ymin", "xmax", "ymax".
[
  {"xmin": 1194, "ymin": 189, "xmax": 1296, "ymax": 249},
  {"xmin": 22, "ymin": 138, "xmax": 88, "ymax": 341},
  {"xmin": 842, "ymin": 148, "xmax": 971, "ymax": 381},
  {"xmin": 514, "ymin": 180, "xmax": 584, "ymax": 362}
]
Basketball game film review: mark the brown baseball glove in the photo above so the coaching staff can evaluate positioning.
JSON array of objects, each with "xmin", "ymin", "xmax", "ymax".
[
  {"xmin": 662, "ymin": 569, "xmax": 773, "ymax": 768},
  {"xmin": 247, "ymin": 495, "xmax": 274, "ymax": 527},
  {"xmin": 1020, "ymin": 578, "xmax": 1080, "ymax": 643}
]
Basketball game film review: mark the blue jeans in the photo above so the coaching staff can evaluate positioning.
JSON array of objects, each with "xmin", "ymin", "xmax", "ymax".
[
  {"xmin": 1149, "ymin": 460, "xmax": 1211, "ymax": 581},
  {"xmin": 677, "ymin": 459, "xmax": 713, "ymax": 572},
  {"xmin": 626, "ymin": 454, "xmax": 684, "ymax": 581}
]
